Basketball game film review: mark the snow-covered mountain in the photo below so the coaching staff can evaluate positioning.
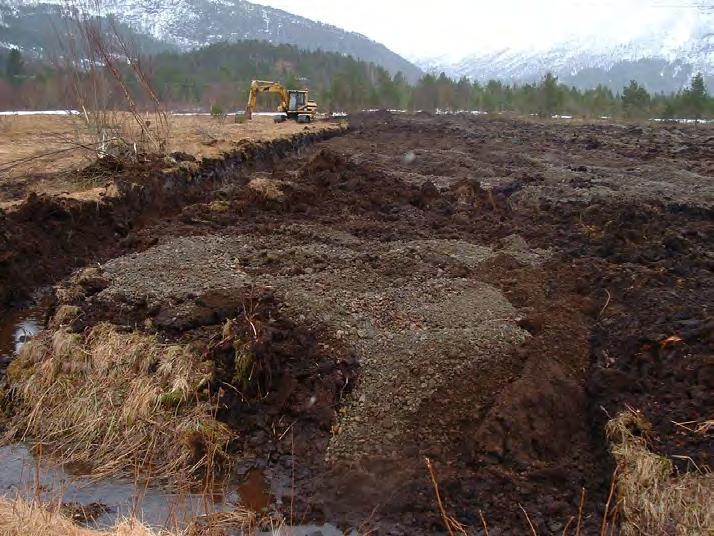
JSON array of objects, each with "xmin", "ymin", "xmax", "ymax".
[
  {"xmin": 417, "ymin": 9, "xmax": 714, "ymax": 93},
  {"xmin": 0, "ymin": 0, "xmax": 422, "ymax": 81},
  {"xmin": 0, "ymin": 1, "xmax": 173, "ymax": 55}
]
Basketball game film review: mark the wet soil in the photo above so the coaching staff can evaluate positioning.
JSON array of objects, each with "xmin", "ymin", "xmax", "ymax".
[{"xmin": 2, "ymin": 112, "xmax": 713, "ymax": 534}]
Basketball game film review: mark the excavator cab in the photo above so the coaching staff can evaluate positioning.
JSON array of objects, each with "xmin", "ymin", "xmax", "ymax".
[
  {"xmin": 287, "ymin": 90, "xmax": 314, "ymax": 123},
  {"xmin": 288, "ymin": 91, "xmax": 306, "ymax": 111},
  {"xmin": 285, "ymin": 89, "xmax": 312, "ymax": 123}
]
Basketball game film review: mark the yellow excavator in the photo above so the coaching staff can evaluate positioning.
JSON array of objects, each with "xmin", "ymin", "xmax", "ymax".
[{"xmin": 244, "ymin": 80, "xmax": 318, "ymax": 123}]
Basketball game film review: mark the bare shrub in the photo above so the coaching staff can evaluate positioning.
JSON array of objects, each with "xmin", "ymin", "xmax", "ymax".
[{"xmin": 56, "ymin": 0, "xmax": 170, "ymax": 160}]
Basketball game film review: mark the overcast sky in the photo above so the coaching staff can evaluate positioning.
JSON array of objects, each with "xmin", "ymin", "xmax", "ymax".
[{"xmin": 254, "ymin": 0, "xmax": 709, "ymax": 61}]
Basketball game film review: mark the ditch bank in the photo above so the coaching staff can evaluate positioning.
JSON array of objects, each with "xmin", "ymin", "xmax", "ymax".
[{"xmin": 0, "ymin": 122, "xmax": 347, "ymax": 312}]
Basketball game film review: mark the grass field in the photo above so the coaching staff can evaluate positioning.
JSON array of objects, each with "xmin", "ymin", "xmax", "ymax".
[{"xmin": 0, "ymin": 113, "xmax": 339, "ymax": 206}]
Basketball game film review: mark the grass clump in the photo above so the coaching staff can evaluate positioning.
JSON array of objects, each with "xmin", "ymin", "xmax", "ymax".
[
  {"xmin": 5, "ymin": 322, "xmax": 234, "ymax": 484},
  {"xmin": 0, "ymin": 496, "xmax": 273, "ymax": 536},
  {"xmin": 606, "ymin": 409, "xmax": 713, "ymax": 535},
  {"xmin": 0, "ymin": 497, "xmax": 159, "ymax": 536},
  {"xmin": 247, "ymin": 177, "xmax": 286, "ymax": 202}
]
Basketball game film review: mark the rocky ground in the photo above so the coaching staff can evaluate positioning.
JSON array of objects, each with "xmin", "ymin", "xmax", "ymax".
[{"xmin": 1, "ymin": 112, "xmax": 712, "ymax": 535}]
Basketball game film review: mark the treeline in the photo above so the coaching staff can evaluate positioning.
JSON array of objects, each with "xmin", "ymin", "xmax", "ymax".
[
  {"xmin": 0, "ymin": 41, "xmax": 404, "ymax": 112},
  {"xmin": 1, "ymin": 40, "xmax": 712, "ymax": 120},
  {"xmin": 410, "ymin": 72, "xmax": 712, "ymax": 119},
  {"xmin": 0, "ymin": 49, "xmax": 69, "ymax": 109}
]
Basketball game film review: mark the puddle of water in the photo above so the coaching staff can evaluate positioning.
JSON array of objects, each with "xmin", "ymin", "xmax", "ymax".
[
  {"xmin": 0, "ymin": 445, "xmax": 350, "ymax": 534},
  {"xmin": 0, "ymin": 306, "xmax": 44, "ymax": 361},
  {"xmin": 0, "ymin": 304, "xmax": 349, "ymax": 534},
  {"xmin": 0, "ymin": 304, "xmax": 238, "ymax": 529},
  {"xmin": 238, "ymin": 469, "xmax": 271, "ymax": 512},
  {"xmin": 0, "ymin": 444, "xmax": 236, "ymax": 529}
]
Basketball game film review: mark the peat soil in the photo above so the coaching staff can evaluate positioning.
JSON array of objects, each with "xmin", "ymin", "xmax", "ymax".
[{"xmin": 4, "ymin": 112, "xmax": 714, "ymax": 535}]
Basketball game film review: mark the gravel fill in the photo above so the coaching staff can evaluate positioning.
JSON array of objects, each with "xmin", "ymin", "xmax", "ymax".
[{"xmin": 95, "ymin": 226, "xmax": 547, "ymax": 460}]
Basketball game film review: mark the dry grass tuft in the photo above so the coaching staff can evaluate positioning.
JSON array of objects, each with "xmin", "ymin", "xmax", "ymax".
[
  {"xmin": 247, "ymin": 177, "xmax": 286, "ymax": 202},
  {"xmin": 606, "ymin": 409, "xmax": 714, "ymax": 535},
  {"xmin": 186, "ymin": 508, "xmax": 271, "ymax": 535},
  {"xmin": 0, "ymin": 115, "xmax": 15, "ymax": 135},
  {"xmin": 0, "ymin": 496, "xmax": 162, "ymax": 536},
  {"xmin": 49, "ymin": 305, "xmax": 82, "ymax": 328},
  {"xmin": 0, "ymin": 497, "xmax": 282, "ymax": 536},
  {"xmin": 54, "ymin": 284, "xmax": 89, "ymax": 306},
  {"xmin": 5, "ymin": 322, "xmax": 233, "ymax": 484}
]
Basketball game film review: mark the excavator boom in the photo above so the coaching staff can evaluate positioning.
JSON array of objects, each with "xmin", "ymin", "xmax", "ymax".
[{"xmin": 245, "ymin": 80, "xmax": 289, "ymax": 120}]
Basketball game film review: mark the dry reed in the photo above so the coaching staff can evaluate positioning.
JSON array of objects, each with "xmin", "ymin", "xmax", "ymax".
[
  {"xmin": 0, "ymin": 496, "xmax": 161, "ymax": 536},
  {"xmin": 0, "ymin": 496, "xmax": 274, "ymax": 536},
  {"xmin": 605, "ymin": 409, "xmax": 713, "ymax": 535},
  {"xmin": 5, "ymin": 322, "xmax": 234, "ymax": 484}
]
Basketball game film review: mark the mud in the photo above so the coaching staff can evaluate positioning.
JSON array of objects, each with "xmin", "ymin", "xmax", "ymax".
[{"xmin": 2, "ymin": 112, "xmax": 712, "ymax": 534}]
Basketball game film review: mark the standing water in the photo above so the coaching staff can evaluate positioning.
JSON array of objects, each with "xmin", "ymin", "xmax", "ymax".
[
  {"xmin": 0, "ymin": 301, "xmax": 236, "ymax": 529},
  {"xmin": 0, "ymin": 443, "xmax": 236, "ymax": 529},
  {"xmin": 0, "ymin": 304, "xmax": 45, "ymax": 364},
  {"xmin": 0, "ymin": 305, "xmax": 347, "ymax": 534}
]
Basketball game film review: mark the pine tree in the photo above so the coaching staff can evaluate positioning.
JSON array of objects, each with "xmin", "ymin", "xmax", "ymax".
[
  {"xmin": 685, "ymin": 72, "xmax": 707, "ymax": 119},
  {"xmin": 539, "ymin": 72, "xmax": 562, "ymax": 117},
  {"xmin": 392, "ymin": 72, "xmax": 410, "ymax": 110},
  {"xmin": 436, "ymin": 72, "xmax": 454, "ymax": 111},
  {"xmin": 413, "ymin": 74, "xmax": 438, "ymax": 111},
  {"xmin": 5, "ymin": 49, "xmax": 24, "ymax": 85},
  {"xmin": 621, "ymin": 80, "xmax": 650, "ymax": 118},
  {"xmin": 483, "ymin": 80, "xmax": 505, "ymax": 112},
  {"xmin": 455, "ymin": 76, "xmax": 472, "ymax": 111},
  {"xmin": 690, "ymin": 72, "xmax": 706, "ymax": 98}
]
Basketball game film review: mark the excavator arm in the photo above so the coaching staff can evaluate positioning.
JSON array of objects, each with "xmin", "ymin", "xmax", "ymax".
[{"xmin": 245, "ymin": 80, "xmax": 289, "ymax": 119}]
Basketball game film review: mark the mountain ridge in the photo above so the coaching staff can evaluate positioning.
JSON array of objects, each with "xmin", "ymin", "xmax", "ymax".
[
  {"xmin": 0, "ymin": 0, "xmax": 423, "ymax": 81},
  {"xmin": 416, "ymin": 10, "xmax": 714, "ymax": 93}
]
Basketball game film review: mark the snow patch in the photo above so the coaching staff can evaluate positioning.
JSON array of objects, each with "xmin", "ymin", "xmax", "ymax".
[
  {"xmin": 652, "ymin": 117, "xmax": 713, "ymax": 124},
  {"xmin": 0, "ymin": 110, "xmax": 79, "ymax": 115},
  {"xmin": 173, "ymin": 111, "xmax": 282, "ymax": 116}
]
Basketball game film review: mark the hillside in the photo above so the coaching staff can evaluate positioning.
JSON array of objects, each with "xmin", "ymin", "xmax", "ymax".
[
  {"xmin": 0, "ymin": 0, "xmax": 422, "ymax": 81},
  {"xmin": 149, "ymin": 40, "xmax": 410, "ymax": 111},
  {"xmin": 0, "ymin": 37, "xmax": 411, "ymax": 112},
  {"xmin": 0, "ymin": 2, "xmax": 174, "ymax": 56}
]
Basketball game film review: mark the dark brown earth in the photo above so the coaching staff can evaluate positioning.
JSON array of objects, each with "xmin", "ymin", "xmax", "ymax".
[{"xmin": 1, "ymin": 112, "xmax": 712, "ymax": 535}]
